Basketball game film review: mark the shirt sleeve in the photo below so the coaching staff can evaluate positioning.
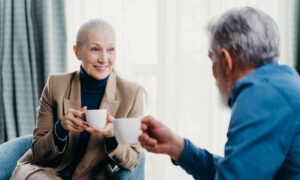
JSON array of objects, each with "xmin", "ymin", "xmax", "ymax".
[{"xmin": 172, "ymin": 138, "xmax": 222, "ymax": 180}]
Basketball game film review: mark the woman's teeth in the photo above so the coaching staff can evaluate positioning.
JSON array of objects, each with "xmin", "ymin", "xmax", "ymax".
[{"xmin": 94, "ymin": 65, "xmax": 107, "ymax": 70}]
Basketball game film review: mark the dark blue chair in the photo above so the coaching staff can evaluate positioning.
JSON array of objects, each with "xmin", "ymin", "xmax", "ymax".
[{"xmin": 0, "ymin": 135, "xmax": 145, "ymax": 180}]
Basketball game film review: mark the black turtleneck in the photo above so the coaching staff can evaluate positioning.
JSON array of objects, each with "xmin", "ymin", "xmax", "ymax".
[{"xmin": 80, "ymin": 66, "xmax": 109, "ymax": 109}]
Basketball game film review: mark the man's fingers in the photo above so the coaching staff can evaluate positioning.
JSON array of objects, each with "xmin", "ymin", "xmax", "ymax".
[
  {"xmin": 141, "ymin": 144, "xmax": 157, "ymax": 153},
  {"xmin": 141, "ymin": 115, "xmax": 162, "ymax": 129},
  {"xmin": 141, "ymin": 124, "xmax": 148, "ymax": 131},
  {"xmin": 139, "ymin": 133, "xmax": 157, "ymax": 146}
]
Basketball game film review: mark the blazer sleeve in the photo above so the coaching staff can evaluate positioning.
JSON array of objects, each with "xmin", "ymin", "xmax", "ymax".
[
  {"xmin": 31, "ymin": 75, "xmax": 67, "ymax": 165},
  {"xmin": 107, "ymin": 87, "xmax": 144, "ymax": 170}
]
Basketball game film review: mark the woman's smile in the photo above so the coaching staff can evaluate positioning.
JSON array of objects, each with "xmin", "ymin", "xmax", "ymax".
[{"xmin": 93, "ymin": 64, "xmax": 108, "ymax": 71}]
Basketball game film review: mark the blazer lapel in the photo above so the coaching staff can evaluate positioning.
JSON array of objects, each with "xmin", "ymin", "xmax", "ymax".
[
  {"xmin": 100, "ymin": 72, "xmax": 120, "ymax": 117},
  {"xmin": 63, "ymin": 71, "xmax": 81, "ymax": 114}
]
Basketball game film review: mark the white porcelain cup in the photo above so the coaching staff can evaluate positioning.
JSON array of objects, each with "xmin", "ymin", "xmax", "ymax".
[
  {"xmin": 85, "ymin": 109, "xmax": 107, "ymax": 129},
  {"xmin": 113, "ymin": 118, "xmax": 141, "ymax": 144}
]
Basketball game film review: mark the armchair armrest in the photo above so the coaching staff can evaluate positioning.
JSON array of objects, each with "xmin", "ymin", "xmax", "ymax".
[{"xmin": 0, "ymin": 134, "xmax": 33, "ymax": 180}]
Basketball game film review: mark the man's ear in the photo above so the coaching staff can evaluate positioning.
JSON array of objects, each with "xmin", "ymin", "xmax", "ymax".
[
  {"xmin": 220, "ymin": 48, "xmax": 233, "ymax": 74},
  {"xmin": 73, "ymin": 45, "xmax": 81, "ymax": 60}
]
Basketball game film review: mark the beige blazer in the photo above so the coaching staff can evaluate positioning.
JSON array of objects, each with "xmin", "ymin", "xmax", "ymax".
[{"xmin": 12, "ymin": 71, "xmax": 144, "ymax": 180}]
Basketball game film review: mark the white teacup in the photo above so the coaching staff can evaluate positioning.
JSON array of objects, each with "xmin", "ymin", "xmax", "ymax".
[
  {"xmin": 113, "ymin": 118, "xmax": 141, "ymax": 144},
  {"xmin": 85, "ymin": 109, "xmax": 107, "ymax": 129}
]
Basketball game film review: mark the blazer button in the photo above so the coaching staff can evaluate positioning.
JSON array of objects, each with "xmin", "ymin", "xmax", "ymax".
[{"xmin": 112, "ymin": 155, "xmax": 122, "ymax": 164}]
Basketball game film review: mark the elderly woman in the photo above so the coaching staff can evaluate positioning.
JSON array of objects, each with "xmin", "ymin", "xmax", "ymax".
[{"xmin": 12, "ymin": 19, "xmax": 143, "ymax": 179}]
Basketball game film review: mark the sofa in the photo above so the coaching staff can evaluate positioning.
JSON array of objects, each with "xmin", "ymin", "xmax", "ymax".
[{"xmin": 0, "ymin": 135, "xmax": 145, "ymax": 180}]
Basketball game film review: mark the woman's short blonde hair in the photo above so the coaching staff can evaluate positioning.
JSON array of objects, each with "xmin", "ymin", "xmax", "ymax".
[{"xmin": 75, "ymin": 18, "xmax": 115, "ymax": 46}]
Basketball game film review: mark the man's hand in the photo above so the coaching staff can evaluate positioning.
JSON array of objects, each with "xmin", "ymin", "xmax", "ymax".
[
  {"xmin": 61, "ymin": 106, "xmax": 88, "ymax": 132},
  {"xmin": 138, "ymin": 115, "xmax": 185, "ymax": 161},
  {"xmin": 85, "ymin": 113, "xmax": 114, "ymax": 137}
]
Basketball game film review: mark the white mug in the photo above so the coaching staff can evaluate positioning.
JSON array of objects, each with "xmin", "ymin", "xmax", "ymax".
[
  {"xmin": 113, "ymin": 118, "xmax": 141, "ymax": 144},
  {"xmin": 85, "ymin": 109, "xmax": 107, "ymax": 129}
]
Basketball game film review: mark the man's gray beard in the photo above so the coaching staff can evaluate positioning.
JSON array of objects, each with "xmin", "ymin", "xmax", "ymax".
[
  {"xmin": 216, "ymin": 82, "xmax": 230, "ymax": 108},
  {"xmin": 219, "ymin": 93, "xmax": 229, "ymax": 108}
]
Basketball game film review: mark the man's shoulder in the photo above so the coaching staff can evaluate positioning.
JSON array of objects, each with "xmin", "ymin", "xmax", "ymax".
[
  {"xmin": 232, "ymin": 64, "xmax": 300, "ymax": 111},
  {"xmin": 235, "ymin": 64, "xmax": 300, "ymax": 95}
]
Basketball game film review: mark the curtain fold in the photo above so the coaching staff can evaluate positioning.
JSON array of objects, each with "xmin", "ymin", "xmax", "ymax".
[{"xmin": 0, "ymin": 0, "xmax": 66, "ymax": 142}]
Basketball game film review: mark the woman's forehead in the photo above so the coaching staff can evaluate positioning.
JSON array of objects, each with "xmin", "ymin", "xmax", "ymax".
[{"xmin": 84, "ymin": 28, "xmax": 115, "ymax": 44}]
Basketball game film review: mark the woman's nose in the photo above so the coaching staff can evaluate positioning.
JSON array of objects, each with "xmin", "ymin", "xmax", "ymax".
[{"xmin": 98, "ymin": 51, "xmax": 108, "ymax": 63}]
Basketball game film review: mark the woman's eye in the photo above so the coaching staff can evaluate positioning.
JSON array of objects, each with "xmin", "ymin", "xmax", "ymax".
[
  {"xmin": 107, "ymin": 47, "xmax": 115, "ymax": 52},
  {"xmin": 91, "ymin": 48, "xmax": 99, "ymax": 51}
]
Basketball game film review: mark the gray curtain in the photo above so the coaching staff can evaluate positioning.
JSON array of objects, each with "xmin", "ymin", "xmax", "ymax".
[{"xmin": 0, "ymin": 0, "xmax": 66, "ymax": 142}]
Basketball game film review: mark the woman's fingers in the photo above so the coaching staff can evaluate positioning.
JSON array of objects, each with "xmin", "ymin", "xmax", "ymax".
[
  {"xmin": 66, "ymin": 115, "xmax": 85, "ymax": 128},
  {"xmin": 106, "ymin": 112, "xmax": 113, "ymax": 123},
  {"xmin": 64, "ymin": 121, "xmax": 85, "ymax": 132},
  {"xmin": 69, "ymin": 108, "xmax": 86, "ymax": 120},
  {"xmin": 85, "ymin": 127, "xmax": 104, "ymax": 135},
  {"xmin": 62, "ymin": 108, "xmax": 88, "ymax": 132},
  {"xmin": 69, "ymin": 108, "xmax": 87, "ymax": 124}
]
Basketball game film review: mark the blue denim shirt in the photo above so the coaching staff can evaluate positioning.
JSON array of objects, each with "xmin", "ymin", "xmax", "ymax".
[{"xmin": 173, "ymin": 63, "xmax": 300, "ymax": 179}]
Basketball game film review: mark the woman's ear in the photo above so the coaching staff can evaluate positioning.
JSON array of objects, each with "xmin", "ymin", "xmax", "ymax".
[
  {"xmin": 220, "ymin": 48, "xmax": 233, "ymax": 74},
  {"xmin": 73, "ymin": 45, "xmax": 81, "ymax": 60}
]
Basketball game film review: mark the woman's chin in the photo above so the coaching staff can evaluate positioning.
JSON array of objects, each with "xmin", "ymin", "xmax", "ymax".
[{"xmin": 92, "ymin": 72, "xmax": 110, "ymax": 80}]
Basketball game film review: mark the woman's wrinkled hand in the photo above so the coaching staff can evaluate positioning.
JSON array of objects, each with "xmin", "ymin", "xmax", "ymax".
[{"xmin": 61, "ymin": 106, "xmax": 88, "ymax": 132}]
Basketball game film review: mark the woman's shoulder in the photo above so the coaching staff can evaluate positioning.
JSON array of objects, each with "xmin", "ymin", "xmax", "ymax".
[
  {"xmin": 115, "ymin": 75, "xmax": 143, "ymax": 92},
  {"xmin": 48, "ymin": 71, "xmax": 78, "ymax": 82}
]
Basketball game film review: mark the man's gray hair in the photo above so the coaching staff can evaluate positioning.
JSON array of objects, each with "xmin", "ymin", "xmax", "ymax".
[
  {"xmin": 208, "ymin": 6, "xmax": 280, "ymax": 67},
  {"xmin": 76, "ymin": 18, "xmax": 115, "ymax": 46}
]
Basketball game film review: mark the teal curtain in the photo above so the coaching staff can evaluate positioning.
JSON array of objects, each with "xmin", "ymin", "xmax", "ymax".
[{"xmin": 0, "ymin": 0, "xmax": 66, "ymax": 142}]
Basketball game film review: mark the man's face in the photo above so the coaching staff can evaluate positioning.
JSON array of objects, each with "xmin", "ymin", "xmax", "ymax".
[{"xmin": 208, "ymin": 50, "xmax": 231, "ymax": 105}]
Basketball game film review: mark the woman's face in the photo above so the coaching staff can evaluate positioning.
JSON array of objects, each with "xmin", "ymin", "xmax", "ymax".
[{"xmin": 73, "ymin": 27, "xmax": 116, "ymax": 80}]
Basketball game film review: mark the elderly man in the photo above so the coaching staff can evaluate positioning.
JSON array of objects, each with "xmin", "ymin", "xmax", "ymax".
[{"xmin": 139, "ymin": 6, "xmax": 300, "ymax": 179}]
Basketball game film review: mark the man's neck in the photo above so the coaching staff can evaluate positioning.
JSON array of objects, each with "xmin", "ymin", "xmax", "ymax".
[{"xmin": 233, "ymin": 67, "xmax": 256, "ymax": 85}]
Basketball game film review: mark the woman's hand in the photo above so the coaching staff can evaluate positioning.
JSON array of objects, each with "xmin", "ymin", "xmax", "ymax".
[
  {"xmin": 85, "ymin": 112, "xmax": 114, "ymax": 137},
  {"xmin": 61, "ymin": 106, "xmax": 88, "ymax": 132}
]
